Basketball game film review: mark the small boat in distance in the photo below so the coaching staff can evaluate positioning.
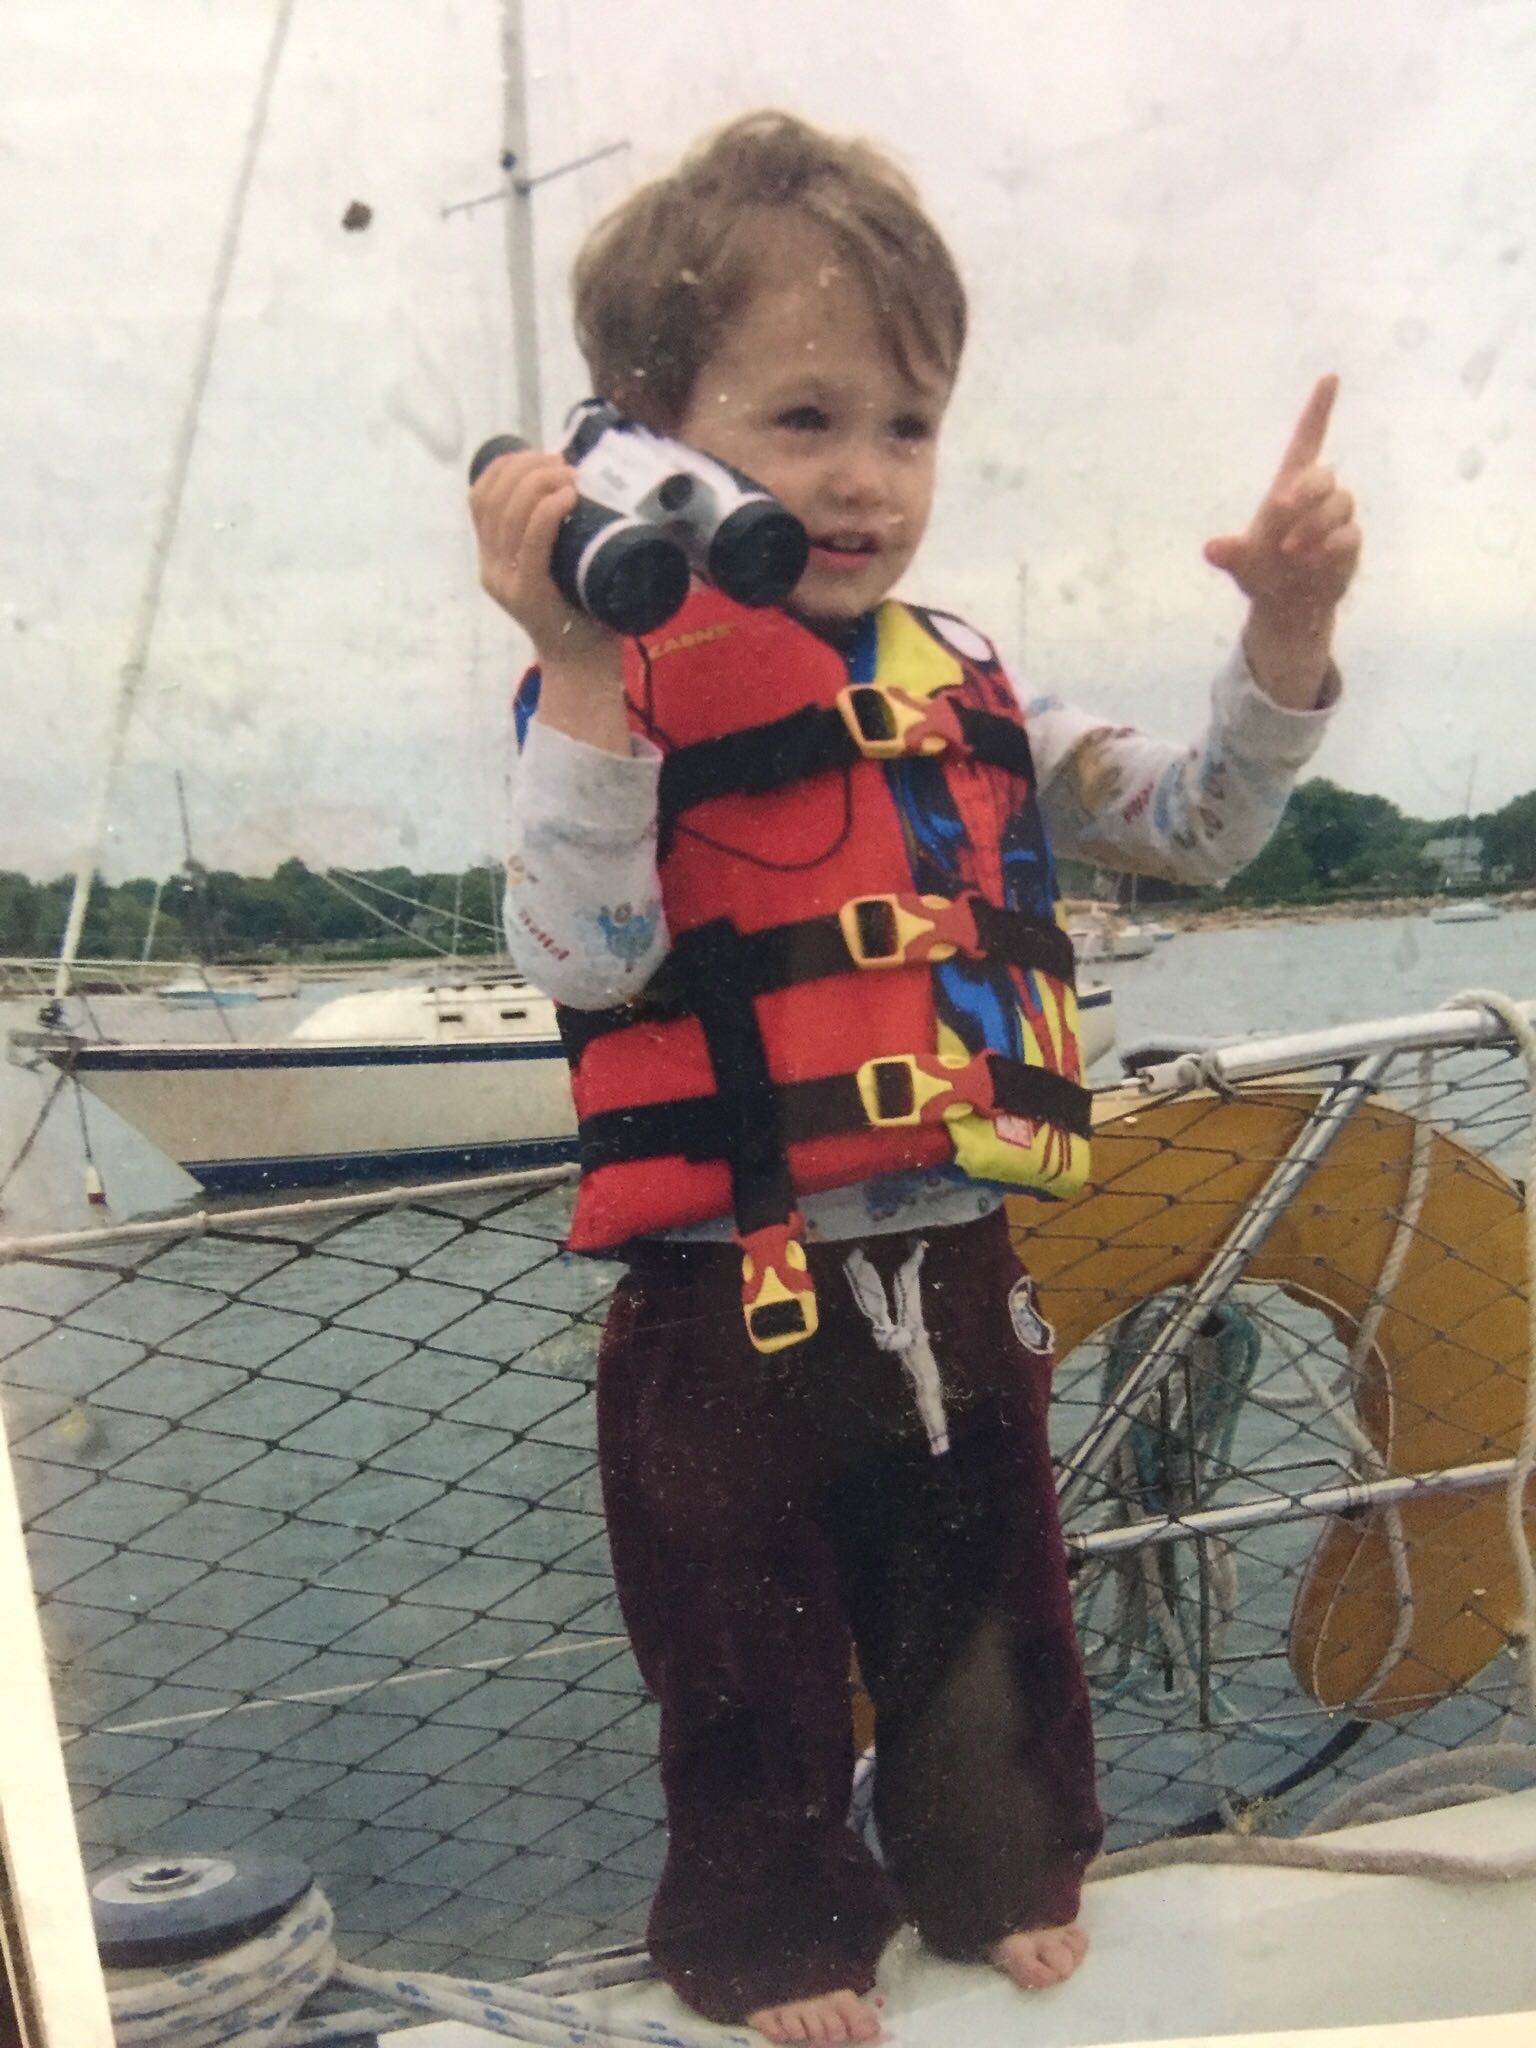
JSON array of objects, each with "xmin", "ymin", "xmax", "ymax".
[
  {"xmin": 1065, "ymin": 899, "xmax": 1157, "ymax": 962},
  {"xmin": 1426, "ymin": 757, "xmax": 1497, "ymax": 924},
  {"xmin": 1428, "ymin": 898, "xmax": 1500, "ymax": 925},
  {"xmin": 158, "ymin": 967, "xmax": 300, "ymax": 1006}
]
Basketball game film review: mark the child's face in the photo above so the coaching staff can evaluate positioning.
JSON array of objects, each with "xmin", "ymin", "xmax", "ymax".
[{"xmin": 677, "ymin": 232, "xmax": 951, "ymax": 631}]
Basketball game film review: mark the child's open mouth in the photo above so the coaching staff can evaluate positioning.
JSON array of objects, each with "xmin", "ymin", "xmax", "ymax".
[{"xmin": 808, "ymin": 531, "xmax": 881, "ymax": 570}]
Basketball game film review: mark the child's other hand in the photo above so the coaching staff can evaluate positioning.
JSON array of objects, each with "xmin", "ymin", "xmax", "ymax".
[
  {"xmin": 1203, "ymin": 375, "xmax": 1361, "ymax": 623},
  {"xmin": 469, "ymin": 446, "xmax": 617, "ymax": 668}
]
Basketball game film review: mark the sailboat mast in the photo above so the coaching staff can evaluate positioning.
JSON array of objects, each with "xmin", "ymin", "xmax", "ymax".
[
  {"xmin": 1454, "ymin": 755, "xmax": 1478, "ymax": 883},
  {"xmin": 500, "ymin": 0, "xmax": 543, "ymax": 447},
  {"xmin": 49, "ymin": 0, "xmax": 297, "ymax": 1005},
  {"xmin": 140, "ymin": 878, "xmax": 165, "ymax": 966}
]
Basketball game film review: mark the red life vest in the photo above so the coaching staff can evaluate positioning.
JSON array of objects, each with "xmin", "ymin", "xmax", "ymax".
[{"xmin": 552, "ymin": 588, "xmax": 1090, "ymax": 1350}]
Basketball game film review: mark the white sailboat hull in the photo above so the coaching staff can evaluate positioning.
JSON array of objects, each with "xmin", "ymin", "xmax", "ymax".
[
  {"xmin": 23, "ymin": 976, "xmax": 1116, "ymax": 1195},
  {"xmin": 53, "ymin": 1035, "xmax": 580, "ymax": 1192}
]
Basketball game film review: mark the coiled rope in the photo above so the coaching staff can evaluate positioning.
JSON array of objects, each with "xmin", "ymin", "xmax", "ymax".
[{"xmin": 104, "ymin": 1884, "xmax": 744, "ymax": 2046}]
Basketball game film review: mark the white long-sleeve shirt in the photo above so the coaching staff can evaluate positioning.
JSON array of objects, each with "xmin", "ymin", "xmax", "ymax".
[{"xmin": 505, "ymin": 635, "xmax": 1339, "ymax": 1240}]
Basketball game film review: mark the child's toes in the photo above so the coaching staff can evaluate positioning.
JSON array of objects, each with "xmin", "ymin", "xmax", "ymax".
[
  {"xmin": 990, "ymin": 1924, "xmax": 1090, "ymax": 1991},
  {"xmin": 990, "ymin": 1935, "xmax": 1051, "ymax": 1988},
  {"xmin": 750, "ymin": 1990, "xmax": 882, "ymax": 2045},
  {"xmin": 831, "ymin": 1989, "xmax": 882, "ymax": 2040},
  {"xmin": 1036, "ymin": 1935, "xmax": 1077, "ymax": 1981}
]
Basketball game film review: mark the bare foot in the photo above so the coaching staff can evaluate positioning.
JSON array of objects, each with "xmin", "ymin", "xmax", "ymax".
[
  {"xmin": 747, "ymin": 1986, "xmax": 884, "ymax": 2043},
  {"xmin": 989, "ymin": 1921, "xmax": 1089, "ymax": 1991}
]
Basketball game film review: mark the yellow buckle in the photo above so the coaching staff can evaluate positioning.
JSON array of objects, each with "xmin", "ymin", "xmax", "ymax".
[
  {"xmin": 741, "ymin": 1222, "xmax": 820, "ymax": 1355},
  {"xmin": 855, "ymin": 1051, "xmax": 977, "ymax": 1127},
  {"xmin": 834, "ymin": 684, "xmax": 957, "ymax": 760},
  {"xmin": 838, "ymin": 894, "xmax": 951, "ymax": 969}
]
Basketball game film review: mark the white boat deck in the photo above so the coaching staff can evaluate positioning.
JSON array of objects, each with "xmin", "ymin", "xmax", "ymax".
[{"xmin": 383, "ymin": 1789, "xmax": 1536, "ymax": 2047}]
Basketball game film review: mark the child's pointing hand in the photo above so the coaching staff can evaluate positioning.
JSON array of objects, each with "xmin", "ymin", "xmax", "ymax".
[{"xmin": 1203, "ymin": 375, "xmax": 1361, "ymax": 623}]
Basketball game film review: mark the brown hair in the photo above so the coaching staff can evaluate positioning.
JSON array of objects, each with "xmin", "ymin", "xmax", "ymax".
[{"xmin": 572, "ymin": 110, "xmax": 967, "ymax": 430}]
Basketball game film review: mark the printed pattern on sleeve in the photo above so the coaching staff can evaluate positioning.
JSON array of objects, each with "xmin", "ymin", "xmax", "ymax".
[
  {"xmin": 1020, "ymin": 652, "xmax": 1338, "ymax": 886},
  {"xmin": 502, "ymin": 669, "xmax": 670, "ymax": 1008}
]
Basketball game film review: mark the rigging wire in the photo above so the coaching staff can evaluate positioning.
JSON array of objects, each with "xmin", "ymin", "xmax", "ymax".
[
  {"xmin": 82, "ymin": 687, "xmax": 504, "ymax": 968},
  {"xmin": 49, "ymin": 0, "xmax": 300, "ymax": 1009},
  {"xmin": 328, "ymin": 864, "xmax": 502, "ymax": 939},
  {"xmin": 173, "ymin": 769, "xmax": 239, "ymax": 1043}
]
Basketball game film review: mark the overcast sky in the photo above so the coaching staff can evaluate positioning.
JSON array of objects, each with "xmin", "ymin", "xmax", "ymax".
[{"xmin": 3, "ymin": 0, "xmax": 1533, "ymax": 881}]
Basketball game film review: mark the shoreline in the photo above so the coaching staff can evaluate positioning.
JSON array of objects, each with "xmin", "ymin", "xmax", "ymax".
[
  {"xmin": 1160, "ymin": 890, "xmax": 1536, "ymax": 934},
  {"xmin": 4, "ymin": 892, "xmax": 1532, "ymax": 987}
]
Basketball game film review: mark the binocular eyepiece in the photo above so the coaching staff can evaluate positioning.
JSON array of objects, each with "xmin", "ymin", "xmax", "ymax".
[{"xmin": 469, "ymin": 401, "xmax": 808, "ymax": 635}]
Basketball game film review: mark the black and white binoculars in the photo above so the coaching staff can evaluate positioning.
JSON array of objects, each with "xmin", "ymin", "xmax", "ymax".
[{"xmin": 469, "ymin": 400, "xmax": 808, "ymax": 635}]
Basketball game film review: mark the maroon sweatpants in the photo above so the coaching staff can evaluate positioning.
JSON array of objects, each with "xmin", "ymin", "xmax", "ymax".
[{"xmin": 596, "ymin": 1205, "xmax": 1103, "ymax": 2024}]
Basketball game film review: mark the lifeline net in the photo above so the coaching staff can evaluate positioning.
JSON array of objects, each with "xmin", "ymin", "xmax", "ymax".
[{"xmin": 0, "ymin": 1012, "xmax": 1532, "ymax": 1989}]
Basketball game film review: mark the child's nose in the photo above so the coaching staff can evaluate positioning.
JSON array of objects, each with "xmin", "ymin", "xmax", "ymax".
[{"xmin": 827, "ymin": 439, "xmax": 889, "ymax": 505}]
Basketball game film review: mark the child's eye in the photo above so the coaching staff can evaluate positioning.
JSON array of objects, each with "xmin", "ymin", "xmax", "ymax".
[
  {"xmin": 890, "ymin": 414, "xmax": 934, "ymax": 444},
  {"xmin": 775, "ymin": 405, "xmax": 831, "ymax": 432}
]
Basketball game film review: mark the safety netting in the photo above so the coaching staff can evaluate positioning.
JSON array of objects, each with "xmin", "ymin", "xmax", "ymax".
[{"xmin": 1, "ymin": 1004, "xmax": 1532, "ymax": 1994}]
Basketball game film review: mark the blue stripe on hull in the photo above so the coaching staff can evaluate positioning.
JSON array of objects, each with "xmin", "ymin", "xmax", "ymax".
[
  {"xmin": 64, "ymin": 1039, "xmax": 564, "ymax": 1073},
  {"xmin": 192, "ymin": 1134, "xmax": 580, "ymax": 1195}
]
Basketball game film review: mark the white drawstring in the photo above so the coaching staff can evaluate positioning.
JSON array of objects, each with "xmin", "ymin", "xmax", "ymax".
[{"xmin": 843, "ymin": 1242, "xmax": 951, "ymax": 1456}]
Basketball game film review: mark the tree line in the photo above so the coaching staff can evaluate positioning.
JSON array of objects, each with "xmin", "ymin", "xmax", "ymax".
[
  {"xmin": 1219, "ymin": 781, "xmax": 1536, "ymax": 906},
  {"xmin": 3, "ymin": 781, "xmax": 1535, "ymax": 959},
  {"xmin": 0, "ymin": 859, "xmax": 507, "ymax": 962}
]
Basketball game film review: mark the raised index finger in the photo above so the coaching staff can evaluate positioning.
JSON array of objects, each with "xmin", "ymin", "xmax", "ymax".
[{"xmin": 1275, "ymin": 374, "xmax": 1340, "ymax": 482}]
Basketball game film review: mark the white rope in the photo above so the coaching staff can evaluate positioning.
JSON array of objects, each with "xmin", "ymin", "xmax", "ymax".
[
  {"xmin": 335, "ymin": 1957, "xmax": 756, "ymax": 2047},
  {"xmin": 103, "ymin": 1887, "xmax": 756, "ymax": 2048},
  {"xmin": 1302, "ymin": 1745, "xmax": 1536, "ymax": 1836},
  {"xmin": 1090, "ymin": 1823, "xmax": 1536, "ymax": 1887},
  {"xmin": 106, "ymin": 1887, "xmax": 335, "ymax": 2047},
  {"xmin": 844, "ymin": 1241, "xmax": 951, "ymax": 1455},
  {"xmin": 1317, "ymin": 1045, "xmax": 1436, "ymax": 1708}
]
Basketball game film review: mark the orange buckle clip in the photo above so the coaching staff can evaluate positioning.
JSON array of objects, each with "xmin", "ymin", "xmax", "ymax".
[
  {"xmin": 739, "ymin": 1214, "xmax": 820, "ymax": 1355},
  {"xmin": 839, "ymin": 891, "xmax": 982, "ymax": 969},
  {"xmin": 854, "ymin": 1051, "xmax": 997, "ymax": 1128},
  {"xmin": 835, "ymin": 684, "xmax": 965, "ymax": 760}
]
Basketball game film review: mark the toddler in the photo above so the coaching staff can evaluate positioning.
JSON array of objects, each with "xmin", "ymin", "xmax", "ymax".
[{"xmin": 472, "ymin": 110, "xmax": 1358, "ymax": 2045}]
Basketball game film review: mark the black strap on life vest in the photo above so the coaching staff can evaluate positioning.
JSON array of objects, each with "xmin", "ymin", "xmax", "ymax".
[
  {"xmin": 669, "ymin": 920, "xmax": 822, "ymax": 1353},
  {"xmin": 675, "ymin": 920, "xmax": 799, "ymax": 1241},
  {"xmin": 575, "ymin": 1047, "xmax": 1092, "ymax": 1177},
  {"xmin": 656, "ymin": 701, "xmax": 1035, "ymax": 853},
  {"xmin": 557, "ymin": 896, "xmax": 1075, "ymax": 1065}
]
